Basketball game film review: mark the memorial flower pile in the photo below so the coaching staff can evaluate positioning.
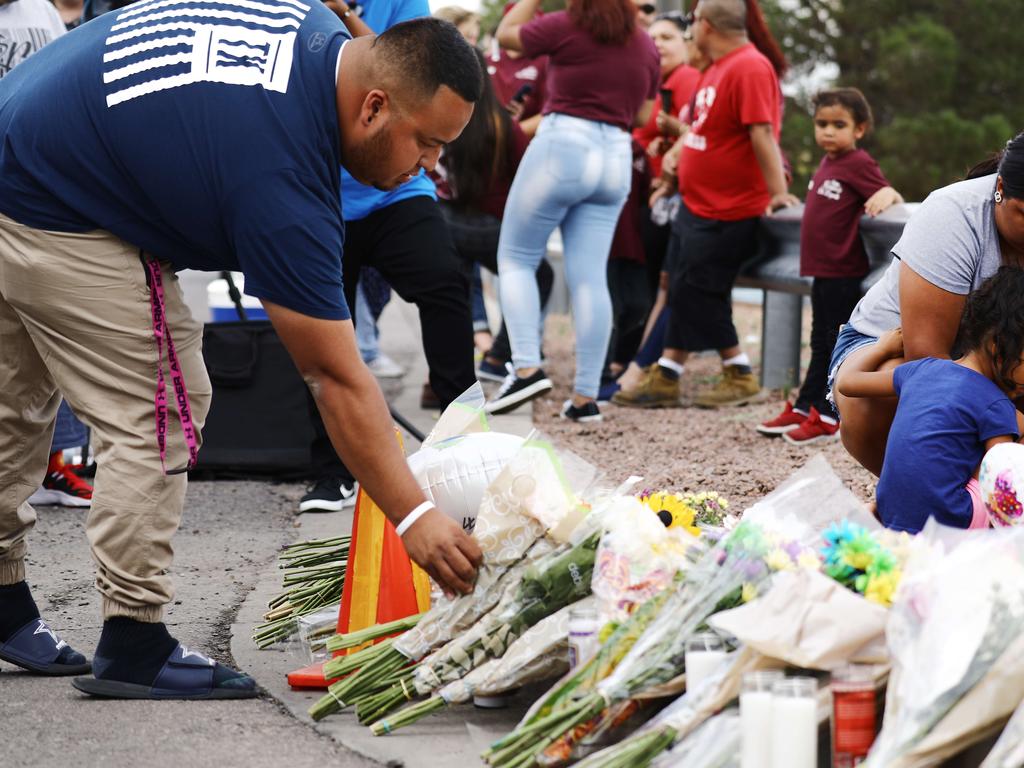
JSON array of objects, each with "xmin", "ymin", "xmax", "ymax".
[{"xmin": 820, "ymin": 521, "xmax": 906, "ymax": 607}]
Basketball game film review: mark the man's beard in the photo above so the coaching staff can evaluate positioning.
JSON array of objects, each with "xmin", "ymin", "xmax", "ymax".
[{"xmin": 345, "ymin": 125, "xmax": 401, "ymax": 191}]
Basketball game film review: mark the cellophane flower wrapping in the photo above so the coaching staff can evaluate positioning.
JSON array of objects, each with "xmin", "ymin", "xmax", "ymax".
[
  {"xmin": 649, "ymin": 711, "xmax": 741, "ymax": 768},
  {"xmin": 440, "ymin": 596, "xmax": 596, "ymax": 705},
  {"xmin": 395, "ymin": 440, "xmax": 583, "ymax": 662},
  {"xmin": 864, "ymin": 523, "xmax": 1024, "ymax": 767},
  {"xmin": 411, "ymin": 528, "xmax": 601, "ymax": 694},
  {"xmin": 980, "ymin": 694, "xmax": 1024, "ymax": 767}
]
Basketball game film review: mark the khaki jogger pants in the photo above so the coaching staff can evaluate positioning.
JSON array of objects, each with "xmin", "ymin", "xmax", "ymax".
[{"xmin": 0, "ymin": 213, "xmax": 211, "ymax": 622}]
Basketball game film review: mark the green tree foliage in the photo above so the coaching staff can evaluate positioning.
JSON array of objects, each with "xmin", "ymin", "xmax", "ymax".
[{"xmin": 762, "ymin": 0, "xmax": 1022, "ymax": 200}]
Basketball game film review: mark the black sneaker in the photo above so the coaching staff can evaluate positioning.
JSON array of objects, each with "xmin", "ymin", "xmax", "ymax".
[
  {"xmin": 560, "ymin": 399, "xmax": 603, "ymax": 423},
  {"xmin": 298, "ymin": 477, "xmax": 358, "ymax": 513},
  {"xmin": 484, "ymin": 367, "xmax": 553, "ymax": 415}
]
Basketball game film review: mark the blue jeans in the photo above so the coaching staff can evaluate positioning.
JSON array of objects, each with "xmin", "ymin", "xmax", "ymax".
[
  {"xmin": 498, "ymin": 114, "xmax": 631, "ymax": 399},
  {"xmin": 354, "ymin": 282, "xmax": 379, "ymax": 364}
]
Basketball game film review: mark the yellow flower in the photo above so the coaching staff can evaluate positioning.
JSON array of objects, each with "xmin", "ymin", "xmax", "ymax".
[
  {"xmin": 797, "ymin": 551, "xmax": 822, "ymax": 571},
  {"xmin": 766, "ymin": 548, "xmax": 795, "ymax": 571},
  {"xmin": 742, "ymin": 582, "xmax": 759, "ymax": 603},
  {"xmin": 864, "ymin": 569, "xmax": 901, "ymax": 607}
]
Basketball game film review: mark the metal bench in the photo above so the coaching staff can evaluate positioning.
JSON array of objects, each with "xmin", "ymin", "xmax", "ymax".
[{"xmin": 739, "ymin": 203, "xmax": 919, "ymax": 388}]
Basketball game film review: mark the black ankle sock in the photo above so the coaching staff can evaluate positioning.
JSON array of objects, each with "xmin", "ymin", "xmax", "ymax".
[
  {"xmin": 94, "ymin": 618, "xmax": 178, "ymax": 686},
  {"xmin": 0, "ymin": 581, "xmax": 40, "ymax": 642}
]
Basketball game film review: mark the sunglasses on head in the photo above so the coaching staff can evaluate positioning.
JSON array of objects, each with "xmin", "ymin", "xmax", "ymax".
[{"xmin": 639, "ymin": 3, "xmax": 657, "ymax": 14}]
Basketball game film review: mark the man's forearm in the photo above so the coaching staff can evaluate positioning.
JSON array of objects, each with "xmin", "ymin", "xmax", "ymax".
[
  {"xmin": 749, "ymin": 124, "xmax": 788, "ymax": 197},
  {"xmin": 310, "ymin": 367, "xmax": 425, "ymax": 526}
]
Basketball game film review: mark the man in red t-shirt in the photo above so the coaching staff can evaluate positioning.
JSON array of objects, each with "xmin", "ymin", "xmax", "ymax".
[{"xmin": 614, "ymin": 0, "xmax": 798, "ymax": 410}]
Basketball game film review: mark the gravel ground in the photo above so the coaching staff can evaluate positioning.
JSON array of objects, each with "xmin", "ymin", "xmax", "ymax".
[{"xmin": 529, "ymin": 302, "xmax": 877, "ymax": 510}]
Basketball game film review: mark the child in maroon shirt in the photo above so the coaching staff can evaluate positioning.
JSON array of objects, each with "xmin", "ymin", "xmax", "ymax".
[{"xmin": 758, "ymin": 87, "xmax": 902, "ymax": 444}]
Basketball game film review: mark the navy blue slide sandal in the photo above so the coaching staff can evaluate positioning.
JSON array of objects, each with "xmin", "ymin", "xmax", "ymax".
[
  {"xmin": 0, "ymin": 618, "xmax": 92, "ymax": 676},
  {"xmin": 72, "ymin": 643, "xmax": 258, "ymax": 700}
]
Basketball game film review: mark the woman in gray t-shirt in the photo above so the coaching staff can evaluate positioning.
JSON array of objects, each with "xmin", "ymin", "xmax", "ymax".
[{"xmin": 833, "ymin": 132, "xmax": 1024, "ymax": 476}]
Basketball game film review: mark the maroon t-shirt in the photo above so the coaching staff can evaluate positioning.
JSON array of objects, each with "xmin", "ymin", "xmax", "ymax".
[
  {"xmin": 800, "ymin": 148, "xmax": 891, "ymax": 278},
  {"xmin": 610, "ymin": 140, "xmax": 652, "ymax": 264},
  {"xmin": 519, "ymin": 11, "xmax": 660, "ymax": 132},
  {"xmin": 487, "ymin": 42, "xmax": 548, "ymax": 123}
]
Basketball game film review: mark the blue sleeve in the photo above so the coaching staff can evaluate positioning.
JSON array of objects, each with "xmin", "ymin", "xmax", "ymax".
[
  {"xmin": 892, "ymin": 360, "xmax": 913, "ymax": 396},
  {"xmin": 226, "ymin": 170, "xmax": 350, "ymax": 321},
  {"xmin": 977, "ymin": 397, "xmax": 1020, "ymax": 443},
  {"xmin": 388, "ymin": 0, "xmax": 430, "ymax": 25}
]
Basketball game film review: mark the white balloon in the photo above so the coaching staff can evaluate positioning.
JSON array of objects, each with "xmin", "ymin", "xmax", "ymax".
[
  {"xmin": 407, "ymin": 432, "xmax": 525, "ymax": 533},
  {"xmin": 979, "ymin": 442, "xmax": 1024, "ymax": 527}
]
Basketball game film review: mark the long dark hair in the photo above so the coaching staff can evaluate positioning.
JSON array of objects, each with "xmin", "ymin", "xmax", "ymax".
[
  {"xmin": 568, "ymin": 0, "xmax": 636, "ymax": 45},
  {"xmin": 743, "ymin": 0, "xmax": 787, "ymax": 78},
  {"xmin": 443, "ymin": 48, "xmax": 515, "ymax": 210},
  {"xmin": 958, "ymin": 266, "xmax": 1024, "ymax": 392},
  {"xmin": 965, "ymin": 131, "xmax": 1024, "ymax": 198}
]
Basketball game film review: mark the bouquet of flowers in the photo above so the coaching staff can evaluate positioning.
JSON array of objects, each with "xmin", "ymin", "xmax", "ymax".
[
  {"xmin": 370, "ymin": 597, "xmax": 594, "ymax": 735},
  {"xmin": 638, "ymin": 490, "xmax": 730, "ymax": 531},
  {"xmin": 361, "ymin": 528, "xmax": 602, "ymax": 726},
  {"xmin": 865, "ymin": 524, "xmax": 1024, "ymax": 767},
  {"xmin": 252, "ymin": 535, "xmax": 350, "ymax": 649},
  {"xmin": 484, "ymin": 519, "xmax": 815, "ymax": 768},
  {"xmin": 821, "ymin": 521, "xmax": 908, "ymax": 607},
  {"xmin": 309, "ymin": 439, "xmax": 586, "ymax": 721}
]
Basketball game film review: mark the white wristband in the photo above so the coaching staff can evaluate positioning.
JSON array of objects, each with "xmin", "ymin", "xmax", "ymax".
[{"xmin": 396, "ymin": 501, "xmax": 434, "ymax": 537}]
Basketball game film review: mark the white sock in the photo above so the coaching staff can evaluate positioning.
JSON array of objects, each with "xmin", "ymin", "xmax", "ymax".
[
  {"xmin": 819, "ymin": 412, "xmax": 838, "ymax": 426},
  {"xmin": 722, "ymin": 352, "xmax": 750, "ymax": 368},
  {"xmin": 658, "ymin": 357, "xmax": 685, "ymax": 376}
]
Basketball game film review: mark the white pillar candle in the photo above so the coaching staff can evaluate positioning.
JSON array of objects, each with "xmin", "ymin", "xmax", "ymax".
[
  {"xmin": 684, "ymin": 649, "xmax": 728, "ymax": 692},
  {"xmin": 740, "ymin": 690, "xmax": 775, "ymax": 768},
  {"xmin": 770, "ymin": 685, "xmax": 818, "ymax": 768}
]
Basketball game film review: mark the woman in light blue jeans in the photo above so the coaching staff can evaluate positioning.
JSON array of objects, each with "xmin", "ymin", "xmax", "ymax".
[{"xmin": 496, "ymin": 114, "xmax": 632, "ymax": 408}]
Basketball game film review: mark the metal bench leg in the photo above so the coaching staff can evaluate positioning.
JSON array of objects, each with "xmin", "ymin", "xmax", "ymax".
[{"xmin": 759, "ymin": 289, "xmax": 803, "ymax": 390}]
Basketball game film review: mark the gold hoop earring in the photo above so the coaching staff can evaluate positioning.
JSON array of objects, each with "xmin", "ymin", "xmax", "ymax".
[{"xmin": 995, "ymin": 190, "xmax": 1004, "ymax": 204}]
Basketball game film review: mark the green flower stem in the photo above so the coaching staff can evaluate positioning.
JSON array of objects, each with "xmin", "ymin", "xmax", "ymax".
[
  {"xmin": 370, "ymin": 695, "xmax": 447, "ymax": 736},
  {"xmin": 325, "ymin": 614, "xmax": 424, "ymax": 653},
  {"xmin": 310, "ymin": 646, "xmax": 410, "ymax": 720},
  {"xmin": 356, "ymin": 680, "xmax": 416, "ymax": 724},
  {"xmin": 485, "ymin": 697, "xmax": 600, "ymax": 767},
  {"xmin": 322, "ymin": 638, "xmax": 392, "ymax": 680}
]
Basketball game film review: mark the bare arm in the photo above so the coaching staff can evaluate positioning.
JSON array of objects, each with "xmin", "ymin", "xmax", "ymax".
[
  {"xmin": 496, "ymin": 0, "xmax": 542, "ymax": 52},
  {"xmin": 749, "ymin": 123, "xmax": 799, "ymax": 212},
  {"xmin": 262, "ymin": 300, "xmax": 482, "ymax": 594},
  {"xmin": 898, "ymin": 261, "xmax": 967, "ymax": 361},
  {"xmin": 864, "ymin": 186, "xmax": 904, "ymax": 217},
  {"xmin": 324, "ymin": 0, "xmax": 374, "ymax": 37},
  {"xmin": 836, "ymin": 328, "xmax": 903, "ymax": 398},
  {"xmin": 518, "ymin": 113, "xmax": 542, "ymax": 138},
  {"xmin": 634, "ymin": 99, "xmax": 655, "ymax": 129}
]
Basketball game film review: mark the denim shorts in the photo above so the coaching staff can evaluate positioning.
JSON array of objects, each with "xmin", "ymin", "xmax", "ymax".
[{"xmin": 825, "ymin": 323, "xmax": 878, "ymax": 418}]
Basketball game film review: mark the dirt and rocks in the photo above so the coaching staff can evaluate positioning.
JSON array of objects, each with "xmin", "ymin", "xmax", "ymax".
[{"xmin": 530, "ymin": 304, "xmax": 877, "ymax": 511}]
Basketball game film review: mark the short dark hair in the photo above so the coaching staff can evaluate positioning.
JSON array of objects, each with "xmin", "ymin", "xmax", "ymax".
[
  {"xmin": 958, "ymin": 266, "xmax": 1024, "ymax": 392},
  {"xmin": 372, "ymin": 18, "xmax": 483, "ymax": 106},
  {"xmin": 812, "ymin": 88, "xmax": 874, "ymax": 131}
]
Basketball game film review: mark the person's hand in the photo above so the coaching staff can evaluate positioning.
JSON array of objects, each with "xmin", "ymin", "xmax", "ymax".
[
  {"xmin": 655, "ymin": 113, "xmax": 682, "ymax": 137},
  {"xmin": 646, "ymin": 137, "xmax": 666, "ymax": 158},
  {"xmin": 649, "ymin": 178, "xmax": 673, "ymax": 208},
  {"xmin": 766, "ymin": 192, "xmax": 800, "ymax": 214},
  {"xmin": 323, "ymin": 0, "xmax": 349, "ymax": 19},
  {"xmin": 505, "ymin": 99, "xmax": 525, "ymax": 121},
  {"xmin": 400, "ymin": 507, "xmax": 482, "ymax": 596},
  {"xmin": 662, "ymin": 148, "xmax": 679, "ymax": 177},
  {"xmin": 864, "ymin": 187, "xmax": 902, "ymax": 217},
  {"xmin": 877, "ymin": 327, "xmax": 904, "ymax": 359}
]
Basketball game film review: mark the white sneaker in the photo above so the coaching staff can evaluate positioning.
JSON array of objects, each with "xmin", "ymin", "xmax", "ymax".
[{"xmin": 366, "ymin": 354, "xmax": 405, "ymax": 379}]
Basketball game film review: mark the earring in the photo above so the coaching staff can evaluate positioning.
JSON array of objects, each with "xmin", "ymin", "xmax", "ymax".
[{"xmin": 995, "ymin": 190, "xmax": 1004, "ymax": 204}]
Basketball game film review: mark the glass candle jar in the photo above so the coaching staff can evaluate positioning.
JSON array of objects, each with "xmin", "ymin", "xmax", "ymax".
[
  {"xmin": 684, "ymin": 632, "xmax": 728, "ymax": 693},
  {"xmin": 740, "ymin": 670, "xmax": 785, "ymax": 768},
  {"xmin": 770, "ymin": 677, "xmax": 818, "ymax": 768}
]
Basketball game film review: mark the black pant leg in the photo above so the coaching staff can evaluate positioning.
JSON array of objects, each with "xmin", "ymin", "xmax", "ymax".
[
  {"xmin": 795, "ymin": 276, "xmax": 864, "ymax": 414},
  {"xmin": 358, "ymin": 196, "xmax": 475, "ymax": 409}
]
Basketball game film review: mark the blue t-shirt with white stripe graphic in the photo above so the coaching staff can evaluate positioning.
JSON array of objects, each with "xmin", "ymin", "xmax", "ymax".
[{"xmin": 0, "ymin": 0, "xmax": 352, "ymax": 320}]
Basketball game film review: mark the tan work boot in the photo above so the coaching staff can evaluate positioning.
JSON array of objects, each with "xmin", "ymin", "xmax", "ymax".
[
  {"xmin": 694, "ymin": 365, "xmax": 762, "ymax": 408},
  {"xmin": 611, "ymin": 364, "xmax": 681, "ymax": 408}
]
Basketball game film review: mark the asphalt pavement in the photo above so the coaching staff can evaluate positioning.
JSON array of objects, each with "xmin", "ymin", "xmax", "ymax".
[{"xmin": 2, "ymin": 297, "xmax": 534, "ymax": 768}]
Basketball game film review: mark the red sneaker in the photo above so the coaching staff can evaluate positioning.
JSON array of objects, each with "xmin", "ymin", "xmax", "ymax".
[
  {"xmin": 27, "ymin": 452, "xmax": 93, "ymax": 508},
  {"xmin": 782, "ymin": 407, "xmax": 840, "ymax": 445},
  {"xmin": 756, "ymin": 402, "xmax": 808, "ymax": 436}
]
